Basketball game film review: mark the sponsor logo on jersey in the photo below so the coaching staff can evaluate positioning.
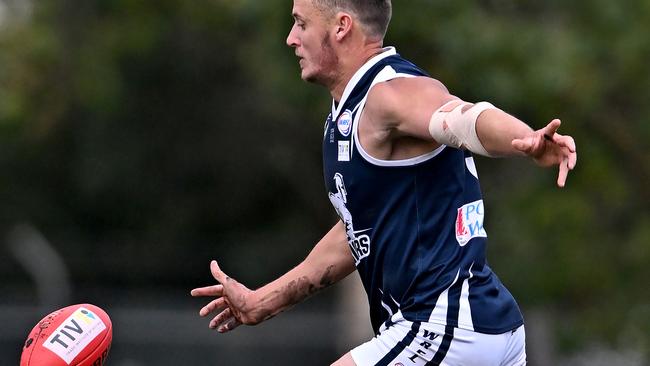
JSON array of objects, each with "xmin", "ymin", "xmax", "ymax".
[
  {"xmin": 455, "ymin": 199, "xmax": 487, "ymax": 246},
  {"xmin": 338, "ymin": 141, "xmax": 350, "ymax": 162},
  {"xmin": 328, "ymin": 173, "xmax": 371, "ymax": 264},
  {"xmin": 44, "ymin": 307, "xmax": 107, "ymax": 364},
  {"xmin": 337, "ymin": 109, "xmax": 353, "ymax": 137}
]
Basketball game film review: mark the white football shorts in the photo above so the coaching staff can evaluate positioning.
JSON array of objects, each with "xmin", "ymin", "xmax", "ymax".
[{"xmin": 350, "ymin": 312, "xmax": 526, "ymax": 366}]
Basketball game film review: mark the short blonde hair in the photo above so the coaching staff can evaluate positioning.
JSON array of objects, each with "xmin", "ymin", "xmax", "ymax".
[{"xmin": 313, "ymin": 0, "xmax": 392, "ymax": 40}]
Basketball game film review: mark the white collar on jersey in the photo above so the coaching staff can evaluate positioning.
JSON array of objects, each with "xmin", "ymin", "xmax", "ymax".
[{"xmin": 331, "ymin": 46, "xmax": 397, "ymax": 121}]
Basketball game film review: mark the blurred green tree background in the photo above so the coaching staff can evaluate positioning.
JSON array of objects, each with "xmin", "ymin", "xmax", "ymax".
[{"xmin": 1, "ymin": 0, "xmax": 648, "ymax": 364}]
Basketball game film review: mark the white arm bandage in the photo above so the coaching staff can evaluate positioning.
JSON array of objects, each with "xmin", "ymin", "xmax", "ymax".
[{"xmin": 428, "ymin": 100, "xmax": 497, "ymax": 157}]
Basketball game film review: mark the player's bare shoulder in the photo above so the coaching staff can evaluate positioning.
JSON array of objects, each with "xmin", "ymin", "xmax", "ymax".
[{"xmin": 364, "ymin": 76, "xmax": 455, "ymax": 138}]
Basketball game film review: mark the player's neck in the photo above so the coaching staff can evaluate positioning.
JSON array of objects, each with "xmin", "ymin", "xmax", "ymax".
[{"xmin": 330, "ymin": 42, "xmax": 384, "ymax": 102}]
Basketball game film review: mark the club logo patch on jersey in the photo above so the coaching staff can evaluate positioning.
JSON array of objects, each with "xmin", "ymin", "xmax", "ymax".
[
  {"xmin": 455, "ymin": 199, "xmax": 487, "ymax": 246},
  {"xmin": 328, "ymin": 173, "xmax": 371, "ymax": 265},
  {"xmin": 337, "ymin": 109, "xmax": 353, "ymax": 137}
]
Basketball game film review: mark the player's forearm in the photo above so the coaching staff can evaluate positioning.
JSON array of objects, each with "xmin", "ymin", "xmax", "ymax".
[
  {"xmin": 250, "ymin": 262, "xmax": 338, "ymax": 322},
  {"xmin": 248, "ymin": 222, "xmax": 355, "ymax": 323},
  {"xmin": 476, "ymin": 109, "xmax": 534, "ymax": 157}
]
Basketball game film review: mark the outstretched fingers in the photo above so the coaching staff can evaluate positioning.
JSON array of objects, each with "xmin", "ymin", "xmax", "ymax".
[
  {"xmin": 543, "ymin": 119, "xmax": 578, "ymax": 165},
  {"xmin": 190, "ymin": 284, "xmax": 224, "ymax": 297},
  {"xmin": 209, "ymin": 308, "xmax": 243, "ymax": 333},
  {"xmin": 193, "ymin": 259, "xmax": 249, "ymax": 332},
  {"xmin": 220, "ymin": 317, "xmax": 243, "ymax": 333},
  {"xmin": 551, "ymin": 133, "xmax": 577, "ymax": 188},
  {"xmin": 553, "ymin": 134, "xmax": 578, "ymax": 171},
  {"xmin": 512, "ymin": 118, "xmax": 578, "ymax": 188},
  {"xmin": 557, "ymin": 157, "xmax": 570, "ymax": 188},
  {"xmin": 556, "ymin": 145, "xmax": 577, "ymax": 188},
  {"xmin": 550, "ymin": 133, "xmax": 576, "ymax": 154},
  {"xmin": 568, "ymin": 147, "xmax": 577, "ymax": 170},
  {"xmin": 199, "ymin": 297, "xmax": 227, "ymax": 317},
  {"xmin": 513, "ymin": 119, "xmax": 562, "ymax": 155}
]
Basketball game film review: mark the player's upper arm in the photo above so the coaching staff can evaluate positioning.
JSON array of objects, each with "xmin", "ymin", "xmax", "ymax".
[
  {"xmin": 304, "ymin": 221, "xmax": 356, "ymax": 281},
  {"xmin": 364, "ymin": 76, "xmax": 457, "ymax": 141}
]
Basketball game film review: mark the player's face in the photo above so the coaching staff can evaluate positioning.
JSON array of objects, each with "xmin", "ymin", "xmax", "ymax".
[{"xmin": 286, "ymin": 0, "xmax": 339, "ymax": 86}]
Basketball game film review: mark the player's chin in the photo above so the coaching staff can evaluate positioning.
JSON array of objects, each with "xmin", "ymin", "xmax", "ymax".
[
  {"xmin": 301, "ymin": 70, "xmax": 320, "ymax": 84},
  {"xmin": 298, "ymin": 64, "xmax": 314, "ymax": 81},
  {"xmin": 300, "ymin": 68, "xmax": 312, "ymax": 81}
]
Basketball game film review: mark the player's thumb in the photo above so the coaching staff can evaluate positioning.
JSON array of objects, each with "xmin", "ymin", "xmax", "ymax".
[
  {"xmin": 210, "ymin": 260, "xmax": 229, "ymax": 284},
  {"xmin": 511, "ymin": 138, "xmax": 529, "ymax": 153}
]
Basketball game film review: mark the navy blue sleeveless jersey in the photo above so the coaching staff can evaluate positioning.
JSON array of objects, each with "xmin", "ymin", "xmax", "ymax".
[{"xmin": 322, "ymin": 48, "xmax": 523, "ymax": 335}]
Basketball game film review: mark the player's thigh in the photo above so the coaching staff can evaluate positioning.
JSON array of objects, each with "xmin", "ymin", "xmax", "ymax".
[
  {"xmin": 349, "ymin": 320, "xmax": 428, "ymax": 365},
  {"xmin": 331, "ymin": 352, "xmax": 356, "ymax": 366},
  {"xmin": 499, "ymin": 325, "xmax": 526, "ymax": 366}
]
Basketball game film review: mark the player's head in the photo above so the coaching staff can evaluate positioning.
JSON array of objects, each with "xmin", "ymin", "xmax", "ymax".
[{"xmin": 286, "ymin": 0, "xmax": 392, "ymax": 85}]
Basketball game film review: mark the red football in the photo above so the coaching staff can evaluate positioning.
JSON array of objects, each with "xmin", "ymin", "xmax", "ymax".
[{"xmin": 20, "ymin": 304, "xmax": 113, "ymax": 366}]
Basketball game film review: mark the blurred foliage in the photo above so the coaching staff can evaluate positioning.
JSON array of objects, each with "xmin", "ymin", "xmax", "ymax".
[{"xmin": 0, "ymin": 0, "xmax": 648, "ymax": 357}]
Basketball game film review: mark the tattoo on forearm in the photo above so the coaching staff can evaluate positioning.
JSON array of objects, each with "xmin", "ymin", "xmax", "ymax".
[
  {"xmin": 254, "ymin": 265, "xmax": 337, "ymax": 322},
  {"xmin": 286, "ymin": 265, "xmax": 335, "ymax": 303},
  {"xmin": 319, "ymin": 265, "xmax": 335, "ymax": 288}
]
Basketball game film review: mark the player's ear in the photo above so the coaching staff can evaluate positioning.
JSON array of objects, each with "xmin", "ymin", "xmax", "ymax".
[{"xmin": 334, "ymin": 12, "xmax": 353, "ymax": 41}]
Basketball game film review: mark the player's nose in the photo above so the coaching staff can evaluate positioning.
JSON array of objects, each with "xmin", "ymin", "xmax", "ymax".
[{"xmin": 286, "ymin": 25, "xmax": 299, "ymax": 47}]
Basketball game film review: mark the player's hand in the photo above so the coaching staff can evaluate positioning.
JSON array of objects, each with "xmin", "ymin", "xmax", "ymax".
[
  {"xmin": 512, "ymin": 119, "xmax": 577, "ymax": 187},
  {"xmin": 191, "ymin": 260, "xmax": 260, "ymax": 333}
]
